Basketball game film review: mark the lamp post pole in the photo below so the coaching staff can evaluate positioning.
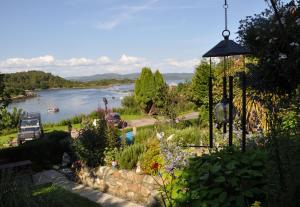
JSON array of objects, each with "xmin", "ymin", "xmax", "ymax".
[
  {"xmin": 223, "ymin": 57, "xmax": 227, "ymax": 134},
  {"xmin": 228, "ymin": 75, "xmax": 233, "ymax": 146},
  {"xmin": 242, "ymin": 71, "xmax": 247, "ymax": 152},
  {"xmin": 209, "ymin": 58, "xmax": 214, "ymax": 148}
]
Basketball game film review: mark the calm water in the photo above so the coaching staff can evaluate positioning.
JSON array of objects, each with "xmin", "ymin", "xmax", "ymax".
[
  {"xmin": 8, "ymin": 84, "xmax": 134, "ymax": 123},
  {"xmin": 8, "ymin": 80, "xmax": 185, "ymax": 123}
]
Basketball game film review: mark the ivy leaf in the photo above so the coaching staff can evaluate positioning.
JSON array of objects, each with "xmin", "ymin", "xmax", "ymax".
[
  {"xmin": 243, "ymin": 190, "xmax": 254, "ymax": 198},
  {"xmin": 212, "ymin": 164, "xmax": 222, "ymax": 173},
  {"xmin": 215, "ymin": 176, "xmax": 226, "ymax": 183},
  {"xmin": 219, "ymin": 192, "xmax": 227, "ymax": 202}
]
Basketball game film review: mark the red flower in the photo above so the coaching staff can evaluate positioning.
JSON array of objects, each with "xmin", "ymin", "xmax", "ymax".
[{"xmin": 151, "ymin": 162, "xmax": 159, "ymax": 171}]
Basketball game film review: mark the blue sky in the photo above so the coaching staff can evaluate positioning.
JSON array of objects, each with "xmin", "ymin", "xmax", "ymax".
[{"xmin": 0, "ymin": 0, "xmax": 270, "ymax": 77}]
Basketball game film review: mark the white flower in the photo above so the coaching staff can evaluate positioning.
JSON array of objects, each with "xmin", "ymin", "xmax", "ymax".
[
  {"xmin": 167, "ymin": 134, "xmax": 175, "ymax": 141},
  {"xmin": 278, "ymin": 53, "xmax": 287, "ymax": 60},
  {"xmin": 296, "ymin": 18, "xmax": 300, "ymax": 26},
  {"xmin": 156, "ymin": 132, "xmax": 164, "ymax": 140},
  {"xmin": 255, "ymin": 36, "xmax": 260, "ymax": 40},
  {"xmin": 290, "ymin": 42, "xmax": 299, "ymax": 47},
  {"xmin": 269, "ymin": 39, "xmax": 273, "ymax": 43}
]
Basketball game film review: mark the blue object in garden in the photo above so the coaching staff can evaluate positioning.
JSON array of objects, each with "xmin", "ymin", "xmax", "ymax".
[{"xmin": 118, "ymin": 131, "xmax": 134, "ymax": 144}]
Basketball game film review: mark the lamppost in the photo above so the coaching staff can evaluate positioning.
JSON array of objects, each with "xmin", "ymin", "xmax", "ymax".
[{"xmin": 203, "ymin": 0, "xmax": 250, "ymax": 152}]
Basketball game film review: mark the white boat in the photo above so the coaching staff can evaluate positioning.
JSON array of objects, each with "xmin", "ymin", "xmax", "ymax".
[{"xmin": 47, "ymin": 107, "xmax": 59, "ymax": 113}]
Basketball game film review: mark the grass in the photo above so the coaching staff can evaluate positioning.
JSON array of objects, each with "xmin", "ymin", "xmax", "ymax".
[
  {"xmin": 121, "ymin": 113, "xmax": 147, "ymax": 121},
  {"xmin": 0, "ymin": 111, "xmax": 196, "ymax": 147},
  {"xmin": 0, "ymin": 124, "xmax": 81, "ymax": 148},
  {"xmin": 33, "ymin": 183, "xmax": 101, "ymax": 207}
]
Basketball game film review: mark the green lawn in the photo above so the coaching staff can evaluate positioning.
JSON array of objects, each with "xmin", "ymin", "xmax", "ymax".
[
  {"xmin": 33, "ymin": 184, "xmax": 101, "ymax": 207},
  {"xmin": 121, "ymin": 113, "xmax": 147, "ymax": 121},
  {"xmin": 0, "ymin": 124, "xmax": 81, "ymax": 148}
]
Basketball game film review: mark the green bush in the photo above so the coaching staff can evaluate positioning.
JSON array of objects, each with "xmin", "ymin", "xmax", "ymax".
[
  {"xmin": 103, "ymin": 147, "xmax": 119, "ymax": 166},
  {"xmin": 116, "ymin": 144, "xmax": 145, "ymax": 170},
  {"xmin": 0, "ymin": 107, "xmax": 22, "ymax": 133},
  {"xmin": 266, "ymin": 133, "xmax": 300, "ymax": 207},
  {"xmin": 73, "ymin": 111, "xmax": 119, "ymax": 168},
  {"xmin": 172, "ymin": 147, "xmax": 267, "ymax": 207},
  {"xmin": 198, "ymin": 105, "xmax": 209, "ymax": 127},
  {"xmin": 121, "ymin": 95, "xmax": 138, "ymax": 108},
  {"xmin": 73, "ymin": 124, "xmax": 106, "ymax": 168},
  {"xmin": 174, "ymin": 120, "xmax": 193, "ymax": 129},
  {"xmin": 0, "ymin": 131, "xmax": 70, "ymax": 166},
  {"xmin": 134, "ymin": 127, "xmax": 157, "ymax": 144},
  {"xmin": 169, "ymin": 127, "xmax": 209, "ymax": 146}
]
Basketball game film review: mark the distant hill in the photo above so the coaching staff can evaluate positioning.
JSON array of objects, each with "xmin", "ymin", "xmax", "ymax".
[
  {"xmin": 3, "ymin": 71, "xmax": 133, "ymax": 96},
  {"xmin": 67, "ymin": 73, "xmax": 194, "ymax": 82},
  {"xmin": 4, "ymin": 71, "xmax": 76, "ymax": 95}
]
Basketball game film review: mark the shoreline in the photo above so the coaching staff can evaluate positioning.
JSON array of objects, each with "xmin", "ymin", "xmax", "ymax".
[{"xmin": 10, "ymin": 83, "xmax": 134, "ymax": 102}]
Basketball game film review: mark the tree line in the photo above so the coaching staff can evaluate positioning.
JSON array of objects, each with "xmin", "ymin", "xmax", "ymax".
[{"xmin": 2, "ymin": 70, "xmax": 133, "ymax": 96}]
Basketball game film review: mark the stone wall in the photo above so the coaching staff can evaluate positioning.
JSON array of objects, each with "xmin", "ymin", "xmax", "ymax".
[{"xmin": 77, "ymin": 166, "xmax": 161, "ymax": 205}]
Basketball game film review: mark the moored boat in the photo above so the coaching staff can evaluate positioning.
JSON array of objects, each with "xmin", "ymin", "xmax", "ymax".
[{"xmin": 47, "ymin": 107, "xmax": 59, "ymax": 113}]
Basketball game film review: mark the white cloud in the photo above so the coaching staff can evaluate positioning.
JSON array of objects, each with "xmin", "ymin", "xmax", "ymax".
[
  {"xmin": 1, "ymin": 55, "xmax": 54, "ymax": 67},
  {"xmin": 119, "ymin": 54, "xmax": 145, "ymax": 65},
  {"xmin": 96, "ymin": 0, "xmax": 159, "ymax": 30},
  {"xmin": 162, "ymin": 58, "xmax": 199, "ymax": 68},
  {"xmin": 0, "ymin": 54, "xmax": 199, "ymax": 77},
  {"xmin": 97, "ymin": 56, "xmax": 111, "ymax": 64},
  {"xmin": 62, "ymin": 58, "xmax": 94, "ymax": 66}
]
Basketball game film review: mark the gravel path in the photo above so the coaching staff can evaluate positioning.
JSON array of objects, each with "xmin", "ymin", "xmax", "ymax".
[{"xmin": 127, "ymin": 111, "xmax": 199, "ymax": 128}]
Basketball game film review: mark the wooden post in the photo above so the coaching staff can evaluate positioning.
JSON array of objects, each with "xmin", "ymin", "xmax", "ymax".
[{"xmin": 229, "ymin": 76, "xmax": 233, "ymax": 146}]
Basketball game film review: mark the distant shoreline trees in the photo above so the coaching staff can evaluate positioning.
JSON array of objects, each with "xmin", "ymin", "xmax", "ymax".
[{"xmin": 3, "ymin": 70, "xmax": 134, "ymax": 96}]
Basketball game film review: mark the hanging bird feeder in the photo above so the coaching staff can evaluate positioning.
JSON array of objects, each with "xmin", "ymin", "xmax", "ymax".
[{"xmin": 202, "ymin": 0, "xmax": 251, "ymax": 151}]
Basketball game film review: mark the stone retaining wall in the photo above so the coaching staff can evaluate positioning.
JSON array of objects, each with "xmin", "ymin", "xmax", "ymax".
[{"xmin": 77, "ymin": 166, "xmax": 161, "ymax": 205}]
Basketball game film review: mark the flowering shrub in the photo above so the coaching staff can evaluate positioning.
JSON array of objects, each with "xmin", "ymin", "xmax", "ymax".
[
  {"xmin": 159, "ymin": 138, "xmax": 191, "ymax": 174},
  {"xmin": 139, "ymin": 138, "xmax": 163, "ymax": 174},
  {"xmin": 148, "ymin": 135, "xmax": 193, "ymax": 207}
]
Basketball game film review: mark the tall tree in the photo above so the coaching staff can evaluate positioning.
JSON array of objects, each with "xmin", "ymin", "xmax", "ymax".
[
  {"xmin": 154, "ymin": 70, "xmax": 167, "ymax": 109},
  {"xmin": 191, "ymin": 61, "xmax": 211, "ymax": 108},
  {"xmin": 134, "ymin": 68, "xmax": 156, "ymax": 113}
]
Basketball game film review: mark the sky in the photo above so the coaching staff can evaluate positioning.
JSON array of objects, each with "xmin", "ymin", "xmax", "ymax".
[{"xmin": 0, "ymin": 0, "xmax": 270, "ymax": 77}]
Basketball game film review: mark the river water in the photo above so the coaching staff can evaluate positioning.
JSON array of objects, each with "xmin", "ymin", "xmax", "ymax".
[
  {"xmin": 8, "ymin": 80, "xmax": 184, "ymax": 123},
  {"xmin": 8, "ymin": 84, "xmax": 134, "ymax": 123}
]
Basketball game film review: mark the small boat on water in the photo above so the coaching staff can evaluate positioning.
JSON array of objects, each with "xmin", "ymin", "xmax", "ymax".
[{"xmin": 47, "ymin": 107, "xmax": 59, "ymax": 113}]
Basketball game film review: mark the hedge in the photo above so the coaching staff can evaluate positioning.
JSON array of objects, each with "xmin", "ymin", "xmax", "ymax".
[{"xmin": 0, "ymin": 131, "xmax": 70, "ymax": 165}]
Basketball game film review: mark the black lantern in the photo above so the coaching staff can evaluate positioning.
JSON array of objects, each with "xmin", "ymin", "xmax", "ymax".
[{"xmin": 202, "ymin": 0, "xmax": 250, "ymax": 151}]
